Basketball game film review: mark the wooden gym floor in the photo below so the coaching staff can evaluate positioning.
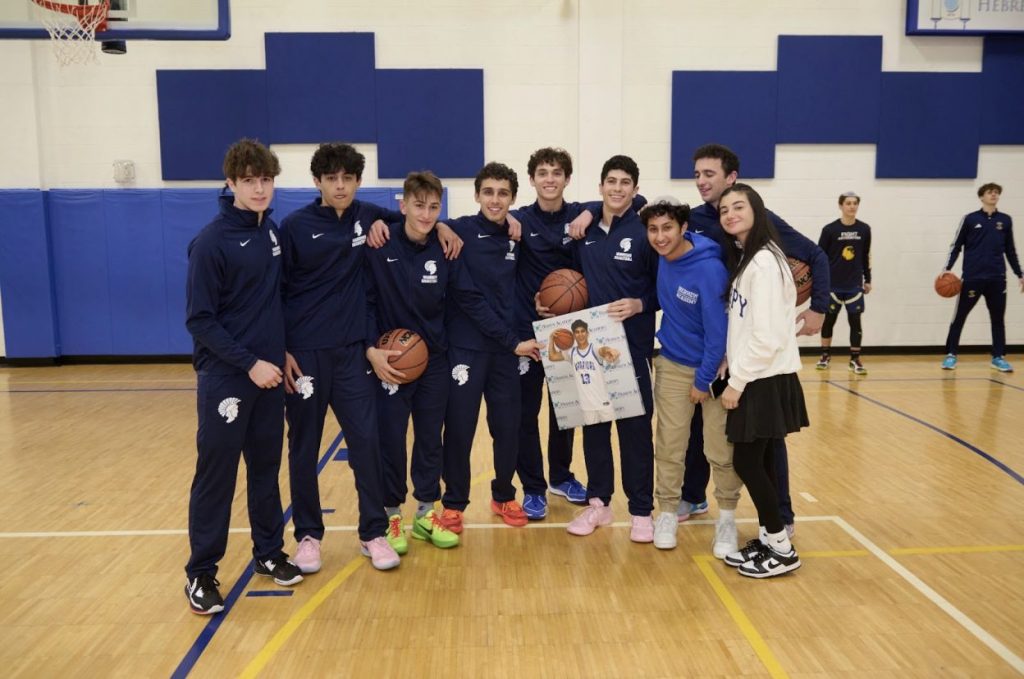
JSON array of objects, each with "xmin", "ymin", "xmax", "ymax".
[{"xmin": 0, "ymin": 355, "xmax": 1021, "ymax": 678}]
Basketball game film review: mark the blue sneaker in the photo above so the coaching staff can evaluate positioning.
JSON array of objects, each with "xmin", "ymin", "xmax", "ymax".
[
  {"xmin": 522, "ymin": 494, "xmax": 548, "ymax": 520},
  {"xmin": 549, "ymin": 479, "xmax": 587, "ymax": 505},
  {"xmin": 941, "ymin": 354, "xmax": 957, "ymax": 370},
  {"xmin": 991, "ymin": 356, "xmax": 1013, "ymax": 373},
  {"xmin": 677, "ymin": 500, "xmax": 709, "ymax": 523}
]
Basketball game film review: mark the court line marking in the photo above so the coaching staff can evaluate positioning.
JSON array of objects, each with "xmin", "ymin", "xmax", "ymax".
[
  {"xmin": 989, "ymin": 378, "xmax": 1024, "ymax": 393},
  {"xmin": 238, "ymin": 555, "xmax": 366, "ymax": 679},
  {"xmin": 799, "ymin": 492, "xmax": 818, "ymax": 503},
  {"xmin": 826, "ymin": 380, "xmax": 1024, "ymax": 486},
  {"xmin": 831, "ymin": 515, "xmax": 1024, "ymax": 674},
  {"xmin": 170, "ymin": 430, "xmax": 344, "ymax": 679},
  {"xmin": 693, "ymin": 555, "xmax": 789, "ymax": 679},
  {"xmin": 891, "ymin": 544, "xmax": 1024, "ymax": 555}
]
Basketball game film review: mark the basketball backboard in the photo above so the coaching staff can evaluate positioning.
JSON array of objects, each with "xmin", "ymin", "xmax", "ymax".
[{"xmin": 0, "ymin": 0, "xmax": 229, "ymax": 41}]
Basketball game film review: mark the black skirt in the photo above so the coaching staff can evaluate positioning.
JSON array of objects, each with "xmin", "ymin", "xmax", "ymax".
[{"xmin": 726, "ymin": 372, "xmax": 809, "ymax": 443}]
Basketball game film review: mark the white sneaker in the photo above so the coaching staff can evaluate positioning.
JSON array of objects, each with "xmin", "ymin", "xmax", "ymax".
[
  {"xmin": 712, "ymin": 515, "xmax": 738, "ymax": 559},
  {"xmin": 653, "ymin": 512, "xmax": 678, "ymax": 550}
]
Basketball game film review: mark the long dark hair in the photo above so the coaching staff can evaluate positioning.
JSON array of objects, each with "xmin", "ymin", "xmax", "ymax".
[{"xmin": 721, "ymin": 183, "xmax": 787, "ymax": 290}]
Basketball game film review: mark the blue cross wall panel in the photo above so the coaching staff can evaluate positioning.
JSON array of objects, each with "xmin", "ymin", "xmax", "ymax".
[
  {"xmin": 979, "ymin": 36, "xmax": 1024, "ymax": 144},
  {"xmin": 876, "ymin": 73, "xmax": 980, "ymax": 179},
  {"xmin": 671, "ymin": 71, "xmax": 778, "ymax": 179},
  {"xmin": 0, "ymin": 190, "xmax": 59, "ymax": 358},
  {"xmin": 776, "ymin": 35, "xmax": 882, "ymax": 143},
  {"xmin": 157, "ymin": 70, "xmax": 269, "ymax": 180},
  {"xmin": 375, "ymin": 69, "xmax": 485, "ymax": 179},
  {"xmin": 265, "ymin": 33, "xmax": 377, "ymax": 144}
]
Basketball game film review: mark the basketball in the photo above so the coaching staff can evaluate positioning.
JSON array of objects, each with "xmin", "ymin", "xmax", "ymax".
[
  {"xmin": 376, "ymin": 328, "xmax": 428, "ymax": 383},
  {"xmin": 934, "ymin": 271, "xmax": 962, "ymax": 298},
  {"xmin": 551, "ymin": 328, "xmax": 574, "ymax": 351},
  {"xmin": 538, "ymin": 269, "xmax": 588, "ymax": 316},
  {"xmin": 787, "ymin": 257, "xmax": 812, "ymax": 307}
]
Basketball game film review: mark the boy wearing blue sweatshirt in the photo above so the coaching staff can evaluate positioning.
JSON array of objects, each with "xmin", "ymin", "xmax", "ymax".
[
  {"xmin": 643, "ymin": 200, "xmax": 741, "ymax": 558},
  {"xmin": 184, "ymin": 139, "xmax": 302, "ymax": 615}
]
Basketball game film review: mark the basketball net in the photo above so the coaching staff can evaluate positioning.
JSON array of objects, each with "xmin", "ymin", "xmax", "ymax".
[{"xmin": 31, "ymin": 0, "xmax": 110, "ymax": 66}]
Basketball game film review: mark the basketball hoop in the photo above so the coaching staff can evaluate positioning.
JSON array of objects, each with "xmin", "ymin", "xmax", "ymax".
[{"xmin": 31, "ymin": 0, "xmax": 110, "ymax": 66}]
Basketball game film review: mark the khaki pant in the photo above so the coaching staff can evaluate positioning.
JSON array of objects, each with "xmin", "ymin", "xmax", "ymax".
[{"xmin": 653, "ymin": 355, "xmax": 742, "ymax": 513}]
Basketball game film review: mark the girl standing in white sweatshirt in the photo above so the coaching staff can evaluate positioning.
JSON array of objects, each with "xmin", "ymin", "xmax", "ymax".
[{"xmin": 718, "ymin": 184, "xmax": 809, "ymax": 579}]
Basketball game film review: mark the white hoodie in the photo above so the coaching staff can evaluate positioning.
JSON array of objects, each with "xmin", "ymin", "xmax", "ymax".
[{"xmin": 726, "ymin": 243, "xmax": 802, "ymax": 393}]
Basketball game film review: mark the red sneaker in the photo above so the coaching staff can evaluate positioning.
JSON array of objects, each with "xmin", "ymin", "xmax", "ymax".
[
  {"xmin": 491, "ymin": 499, "xmax": 528, "ymax": 527},
  {"xmin": 439, "ymin": 508, "xmax": 464, "ymax": 534}
]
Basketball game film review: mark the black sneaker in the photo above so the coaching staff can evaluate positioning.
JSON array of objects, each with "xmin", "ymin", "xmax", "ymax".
[
  {"xmin": 254, "ymin": 555, "xmax": 303, "ymax": 586},
  {"xmin": 737, "ymin": 545, "xmax": 801, "ymax": 579},
  {"xmin": 185, "ymin": 573, "xmax": 225, "ymax": 615},
  {"xmin": 724, "ymin": 538, "xmax": 767, "ymax": 567}
]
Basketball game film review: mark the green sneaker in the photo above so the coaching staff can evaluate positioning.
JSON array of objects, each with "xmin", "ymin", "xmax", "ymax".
[
  {"xmin": 412, "ymin": 509, "xmax": 460, "ymax": 548},
  {"xmin": 386, "ymin": 514, "xmax": 408, "ymax": 555}
]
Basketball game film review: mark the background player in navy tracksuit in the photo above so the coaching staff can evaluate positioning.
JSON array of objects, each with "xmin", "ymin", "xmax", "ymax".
[
  {"xmin": 514, "ymin": 147, "xmax": 648, "ymax": 517},
  {"xmin": 278, "ymin": 143, "xmax": 408, "ymax": 572},
  {"xmin": 817, "ymin": 191, "xmax": 872, "ymax": 375},
  {"xmin": 941, "ymin": 182, "xmax": 1023, "ymax": 373},
  {"xmin": 563, "ymin": 155, "xmax": 659, "ymax": 542},
  {"xmin": 184, "ymin": 139, "xmax": 302, "ymax": 615},
  {"xmin": 678, "ymin": 144, "xmax": 829, "ymax": 535},
  {"xmin": 364, "ymin": 171, "xmax": 522, "ymax": 552},
  {"xmin": 438, "ymin": 162, "xmax": 543, "ymax": 533}
]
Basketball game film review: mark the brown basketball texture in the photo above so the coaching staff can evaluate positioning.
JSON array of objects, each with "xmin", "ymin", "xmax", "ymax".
[
  {"xmin": 376, "ymin": 328, "xmax": 428, "ymax": 384},
  {"xmin": 787, "ymin": 257, "xmax": 812, "ymax": 307},
  {"xmin": 538, "ymin": 269, "xmax": 588, "ymax": 316},
  {"xmin": 934, "ymin": 271, "xmax": 962, "ymax": 298},
  {"xmin": 551, "ymin": 328, "xmax": 574, "ymax": 351}
]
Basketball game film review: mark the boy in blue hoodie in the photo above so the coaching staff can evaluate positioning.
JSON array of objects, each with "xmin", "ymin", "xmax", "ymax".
[{"xmin": 643, "ymin": 199, "xmax": 741, "ymax": 559}]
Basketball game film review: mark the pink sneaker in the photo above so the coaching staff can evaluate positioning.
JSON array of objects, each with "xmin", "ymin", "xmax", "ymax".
[
  {"xmin": 293, "ymin": 536, "xmax": 321, "ymax": 574},
  {"xmin": 360, "ymin": 536, "xmax": 400, "ymax": 571},
  {"xmin": 630, "ymin": 515, "xmax": 654, "ymax": 543},
  {"xmin": 567, "ymin": 498, "xmax": 613, "ymax": 536}
]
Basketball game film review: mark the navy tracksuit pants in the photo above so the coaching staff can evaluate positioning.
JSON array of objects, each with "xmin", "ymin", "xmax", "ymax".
[
  {"xmin": 379, "ymin": 351, "xmax": 449, "ymax": 507},
  {"xmin": 581, "ymin": 348, "xmax": 654, "ymax": 517},
  {"xmin": 517, "ymin": 356, "xmax": 576, "ymax": 495},
  {"xmin": 944, "ymin": 278, "xmax": 1008, "ymax": 357},
  {"xmin": 285, "ymin": 343, "xmax": 387, "ymax": 543},
  {"xmin": 681, "ymin": 406, "xmax": 795, "ymax": 524},
  {"xmin": 442, "ymin": 346, "xmax": 521, "ymax": 510},
  {"xmin": 186, "ymin": 372, "xmax": 286, "ymax": 579}
]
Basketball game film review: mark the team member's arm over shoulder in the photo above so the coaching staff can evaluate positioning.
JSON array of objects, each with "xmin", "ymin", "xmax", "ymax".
[
  {"xmin": 568, "ymin": 195, "xmax": 647, "ymax": 239},
  {"xmin": 943, "ymin": 215, "xmax": 969, "ymax": 272},
  {"xmin": 185, "ymin": 233, "xmax": 261, "ymax": 374}
]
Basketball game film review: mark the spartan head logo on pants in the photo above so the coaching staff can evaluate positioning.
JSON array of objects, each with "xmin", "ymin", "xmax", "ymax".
[{"xmin": 217, "ymin": 397, "xmax": 240, "ymax": 423}]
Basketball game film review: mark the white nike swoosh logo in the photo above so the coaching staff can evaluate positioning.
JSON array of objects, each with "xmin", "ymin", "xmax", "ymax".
[
  {"xmin": 477, "ymin": 233, "xmax": 491, "ymax": 239},
  {"xmin": 530, "ymin": 232, "xmax": 540, "ymax": 237},
  {"xmin": 365, "ymin": 369, "xmax": 372, "ymax": 375},
  {"xmin": 974, "ymin": 225, "xmax": 982, "ymax": 228},
  {"xmin": 387, "ymin": 257, "xmax": 398, "ymax": 263},
  {"xmin": 240, "ymin": 240, "xmax": 251, "ymax": 247},
  {"xmin": 312, "ymin": 233, "xmax": 324, "ymax": 239},
  {"xmin": 585, "ymin": 240, "xmax": 596, "ymax": 245}
]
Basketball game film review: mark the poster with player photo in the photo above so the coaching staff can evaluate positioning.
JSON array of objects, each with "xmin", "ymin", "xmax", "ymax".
[{"xmin": 533, "ymin": 303, "xmax": 645, "ymax": 429}]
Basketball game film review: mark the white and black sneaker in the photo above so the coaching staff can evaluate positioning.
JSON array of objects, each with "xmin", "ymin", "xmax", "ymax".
[
  {"xmin": 254, "ymin": 555, "xmax": 304, "ymax": 586},
  {"xmin": 186, "ymin": 573, "xmax": 225, "ymax": 615},
  {"xmin": 724, "ymin": 538, "xmax": 767, "ymax": 567},
  {"xmin": 737, "ymin": 545, "xmax": 801, "ymax": 579}
]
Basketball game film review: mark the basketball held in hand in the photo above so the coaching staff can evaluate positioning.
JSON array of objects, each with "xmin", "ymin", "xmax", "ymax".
[
  {"xmin": 551, "ymin": 328, "xmax": 574, "ymax": 351},
  {"xmin": 787, "ymin": 257, "xmax": 812, "ymax": 307},
  {"xmin": 377, "ymin": 328, "xmax": 428, "ymax": 383},
  {"xmin": 934, "ymin": 272, "xmax": 962, "ymax": 298},
  {"xmin": 538, "ymin": 269, "xmax": 588, "ymax": 316}
]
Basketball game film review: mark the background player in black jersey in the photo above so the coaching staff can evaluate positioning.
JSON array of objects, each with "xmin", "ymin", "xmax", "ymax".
[{"xmin": 816, "ymin": 191, "xmax": 872, "ymax": 375}]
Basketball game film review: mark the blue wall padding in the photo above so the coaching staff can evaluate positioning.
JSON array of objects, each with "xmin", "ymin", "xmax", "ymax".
[
  {"xmin": 776, "ymin": 36, "xmax": 882, "ymax": 143},
  {"xmin": 265, "ymin": 33, "xmax": 377, "ymax": 144},
  {"xmin": 105, "ymin": 191, "xmax": 170, "ymax": 354},
  {"xmin": 0, "ymin": 188, "xmax": 415, "ymax": 358},
  {"xmin": 876, "ymin": 73, "xmax": 980, "ymax": 179},
  {"xmin": 157, "ymin": 70, "xmax": 269, "ymax": 180},
  {"xmin": 0, "ymin": 190, "xmax": 59, "ymax": 358},
  {"xmin": 48, "ymin": 191, "xmax": 113, "ymax": 354},
  {"xmin": 980, "ymin": 37, "xmax": 1024, "ymax": 144},
  {"xmin": 374, "ymin": 69, "xmax": 484, "ymax": 179},
  {"xmin": 671, "ymin": 71, "xmax": 778, "ymax": 179}
]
